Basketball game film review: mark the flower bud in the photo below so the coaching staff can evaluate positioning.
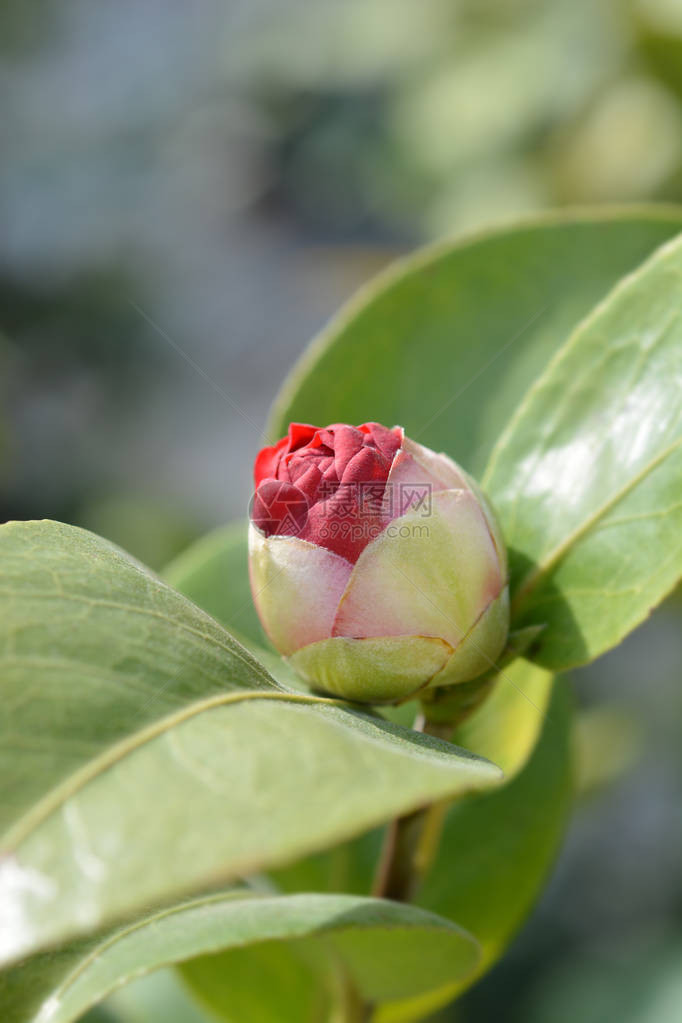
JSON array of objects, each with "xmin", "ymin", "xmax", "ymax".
[{"xmin": 249, "ymin": 422, "xmax": 509, "ymax": 704}]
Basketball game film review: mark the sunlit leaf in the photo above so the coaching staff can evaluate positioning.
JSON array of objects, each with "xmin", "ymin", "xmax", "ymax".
[
  {"xmin": 485, "ymin": 230, "xmax": 682, "ymax": 668},
  {"xmin": 0, "ymin": 521, "xmax": 500, "ymax": 966}
]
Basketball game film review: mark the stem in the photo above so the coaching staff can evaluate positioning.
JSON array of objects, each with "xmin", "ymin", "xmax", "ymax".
[
  {"xmin": 346, "ymin": 709, "xmax": 464, "ymax": 1019},
  {"xmin": 331, "ymin": 966, "xmax": 372, "ymax": 1023},
  {"xmin": 372, "ymin": 805, "xmax": 427, "ymax": 903},
  {"xmin": 372, "ymin": 713, "xmax": 455, "ymax": 902}
]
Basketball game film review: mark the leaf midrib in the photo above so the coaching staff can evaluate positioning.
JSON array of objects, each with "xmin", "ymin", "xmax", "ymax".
[
  {"xmin": 41, "ymin": 890, "xmax": 252, "ymax": 1015},
  {"xmin": 41, "ymin": 892, "xmax": 472, "ymax": 1023},
  {"xmin": 1, "ymin": 589, "xmax": 267, "ymax": 680},
  {"xmin": 1, "ymin": 691, "xmax": 345, "ymax": 853},
  {"xmin": 510, "ymin": 436, "xmax": 682, "ymax": 617}
]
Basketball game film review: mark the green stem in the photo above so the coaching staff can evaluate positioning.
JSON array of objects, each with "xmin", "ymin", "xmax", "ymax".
[
  {"xmin": 331, "ymin": 966, "xmax": 372, "ymax": 1023},
  {"xmin": 345, "ymin": 706, "xmax": 467, "ymax": 1019},
  {"xmin": 372, "ymin": 712, "xmax": 455, "ymax": 903}
]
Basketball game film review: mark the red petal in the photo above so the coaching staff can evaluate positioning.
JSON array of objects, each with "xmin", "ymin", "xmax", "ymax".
[
  {"xmin": 251, "ymin": 480, "xmax": 309, "ymax": 537},
  {"xmin": 253, "ymin": 436, "xmax": 288, "ymax": 488}
]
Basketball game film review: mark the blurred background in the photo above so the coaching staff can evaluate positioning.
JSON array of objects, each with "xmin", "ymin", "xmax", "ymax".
[{"xmin": 1, "ymin": 1, "xmax": 681, "ymax": 1020}]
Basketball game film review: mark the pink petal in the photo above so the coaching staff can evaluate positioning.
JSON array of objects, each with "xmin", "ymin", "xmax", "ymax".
[
  {"xmin": 333, "ymin": 490, "xmax": 503, "ymax": 648},
  {"xmin": 249, "ymin": 525, "xmax": 352, "ymax": 655}
]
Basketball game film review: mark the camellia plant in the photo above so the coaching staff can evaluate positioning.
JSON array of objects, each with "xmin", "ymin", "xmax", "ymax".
[{"xmin": 1, "ymin": 207, "xmax": 682, "ymax": 1023}]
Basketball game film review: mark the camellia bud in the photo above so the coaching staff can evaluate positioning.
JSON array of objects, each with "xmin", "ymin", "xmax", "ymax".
[{"xmin": 249, "ymin": 422, "xmax": 509, "ymax": 704}]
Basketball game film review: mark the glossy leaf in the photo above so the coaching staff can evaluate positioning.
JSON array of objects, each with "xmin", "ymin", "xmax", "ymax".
[
  {"xmin": 484, "ymin": 230, "xmax": 682, "ymax": 668},
  {"xmin": 1, "ymin": 892, "xmax": 478, "ymax": 1023},
  {"xmin": 270, "ymin": 209, "xmax": 682, "ymax": 477},
  {"xmin": 0, "ymin": 521, "xmax": 501, "ymax": 966}
]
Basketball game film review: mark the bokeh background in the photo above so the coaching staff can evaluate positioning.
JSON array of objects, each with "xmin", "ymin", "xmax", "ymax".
[{"xmin": 2, "ymin": 2, "xmax": 681, "ymax": 1021}]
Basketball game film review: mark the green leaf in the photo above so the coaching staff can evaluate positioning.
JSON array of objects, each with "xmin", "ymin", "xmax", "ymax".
[
  {"xmin": 1, "ymin": 892, "xmax": 479, "ymax": 1023},
  {"xmin": 163, "ymin": 522, "xmax": 264, "ymax": 652},
  {"xmin": 179, "ymin": 894, "xmax": 479, "ymax": 1023},
  {"xmin": 373, "ymin": 678, "xmax": 573, "ymax": 1023},
  {"xmin": 273, "ymin": 676, "xmax": 572, "ymax": 1023},
  {"xmin": 165, "ymin": 524, "xmax": 558, "ymax": 862},
  {"xmin": 164, "ymin": 525, "xmax": 571, "ymax": 1019},
  {"xmin": 273, "ymin": 659, "xmax": 557, "ymax": 894},
  {"xmin": 0, "ymin": 520, "xmax": 501, "ymax": 966},
  {"xmin": 163, "ymin": 522, "xmax": 301, "ymax": 687},
  {"xmin": 415, "ymin": 680, "xmax": 573, "ymax": 993},
  {"xmin": 269, "ymin": 208, "xmax": 682, "ymax": 476},
  {"xmin": 165, "ymin": 523, "xmax": 553, "ymax": 782},
  {"xmin": 453, "ymin": 657, "xmax": 554, "ymax": 779},
  {"xmin": 102, "ymin": 968, "xmax": 212, "ymax": 1023},
  {"xmin": 484, "ymin": 230, "xmax": 682, "ymax": 668},
  {"xmin": 0, "ymin": 520, "xmax": 271, "ymax": 843}
]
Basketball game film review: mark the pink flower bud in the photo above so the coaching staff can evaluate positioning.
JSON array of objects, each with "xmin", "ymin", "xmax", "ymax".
[{"xmin": 249, "ymin": 422, "xmax": 509, "ymax": 703}]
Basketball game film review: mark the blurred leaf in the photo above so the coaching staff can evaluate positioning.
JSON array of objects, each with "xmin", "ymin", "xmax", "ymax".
[
  {"xmin": 523, "ymin": 935, "xmax": 682, "ymax": 1023},
  {"xmin": 636, "ymin": 0, "xmax": 682, "ymax": 99},
  {"xmin": 572, "ymin": 705, "xmax": 642, "ymax": 796},
  {"xmin": 1, "ymin": 893, "xmax": 229, "ymax": 1023},
  {"xmin": 183, "ymin": 939, "xmax": 324, "ymax": 1023},
  {"xmin": 102, "ymin": 969, "xmax": 211, "ymax": 1023},
  {"xmin": 78, "ymin": 496, "xmax": 197, "ymax": 572},
  {"xmin": 270, "ymin": 209, "xmax": 682, "ymax": 478},
  {"xmin": 322, "ymin": 678, "xmax": 572, "ymax": 1022},
  {"xmin": 180, "ymin": 894, "xmax": 479, "ymax": 1023},
  {"xmin": 391, "ymin": 0, "xmax": 622, "ymax": 178},
  {"xmin": 1, "ymin": 892, "xmax": 479, "ymax": 1023},
  {"xmin": 272, "ymin": 665, "xmax": 564, "ymax": 1022},
  {"xmin": 452, "ymin": 658, "xmax": 553, "ymax": 779},
  {"xmin": 550, "ymin": 77, "xmax": 682, "ymax": 202},
  {"xmin": 0, "ymin": 520, "xmax": 500, "ymax": 966},
  {"xmin": 485, "ymin": 230, "xmax": 682, "ymax": 669},
  {"xmin": 409, "ymin": 679, "xmax": 573, "ymax": 1009},
  {"xmin": 269, "ymin": 662, "xmax": 564, "ymax": 1023}
]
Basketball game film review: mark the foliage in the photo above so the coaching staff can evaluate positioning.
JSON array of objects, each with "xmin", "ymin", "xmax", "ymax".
[{"xmin": 2, "ymin": 209, "xmax": 682, "ymax": 1021}]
